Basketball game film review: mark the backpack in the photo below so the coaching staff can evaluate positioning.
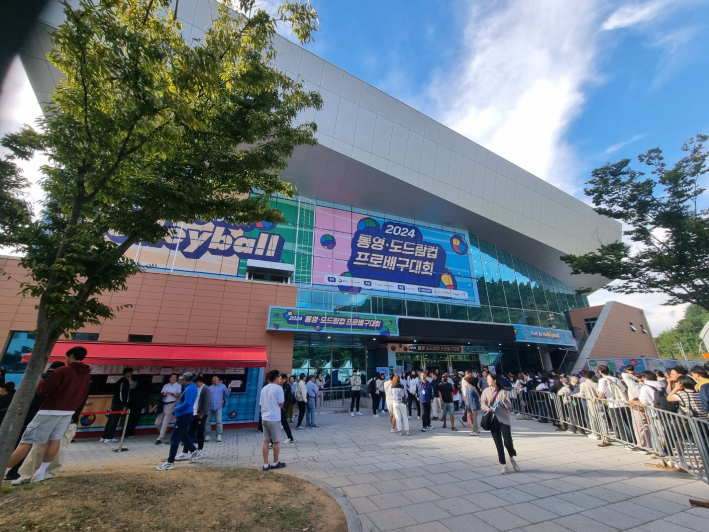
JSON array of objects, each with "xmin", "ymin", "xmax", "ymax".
[
  {"xmin": 368, "ymin": 378, "xmax": 377, "ymax": 395},
  {"xmin": 652, "ymin": 387, "xmax": 678, "ymax": 413},
  {"xmin": 526, "ymin": 378, "xmax": 539, "ymax": 393}
]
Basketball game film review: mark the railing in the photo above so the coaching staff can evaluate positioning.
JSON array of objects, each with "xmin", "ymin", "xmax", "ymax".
[
  {"xmin": 316, "ymin": 386, "xmax": 361, "ymax": 408},
  {"xmin": 506, "ymin": 388, "xmax": 709, "ymax": 484}
]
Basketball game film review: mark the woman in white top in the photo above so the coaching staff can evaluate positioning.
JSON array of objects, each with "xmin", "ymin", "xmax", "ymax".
[{"xmin": 390, "ymin": 375, "xmax": 409, "ymax": 436}]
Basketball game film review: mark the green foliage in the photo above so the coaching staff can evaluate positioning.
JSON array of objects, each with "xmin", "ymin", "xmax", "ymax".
[
  {"xmin": 654, "ymin": 305, "xmax": 709, "ymax": 360},
  {"xmin": 561, "ymin": 135, "xmax": 709, "ymax": 312},
  {"xmin": 2, "ymin": 0, "xmax": 321, "ymax": 338}
]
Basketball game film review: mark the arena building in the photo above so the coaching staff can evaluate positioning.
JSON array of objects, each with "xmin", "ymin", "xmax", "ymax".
[{"xmin": 0, "ymin": 0, "xmax": 622, "ymax": 432}]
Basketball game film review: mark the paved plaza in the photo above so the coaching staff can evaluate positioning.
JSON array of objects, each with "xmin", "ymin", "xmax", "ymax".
[{"xmin": 59, "ymin": 413, "xmax": 709, "ymax": 532}]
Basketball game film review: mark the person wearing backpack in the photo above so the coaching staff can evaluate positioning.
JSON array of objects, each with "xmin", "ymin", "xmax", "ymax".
[
  {"xmin": 595, "ymin": 365, "xmax": 633, "ymax": 447},
  {"xmin": 633, "ymin": 370, "xmax": 671, "ymax": 460}
]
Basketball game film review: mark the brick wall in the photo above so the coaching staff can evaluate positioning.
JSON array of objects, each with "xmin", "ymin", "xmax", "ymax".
[{"xmin": 0, "ymin": 256, "xmax": 296, "ymax": 373}]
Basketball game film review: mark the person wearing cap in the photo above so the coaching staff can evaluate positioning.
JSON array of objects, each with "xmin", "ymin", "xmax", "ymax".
[{"xmin": 157, "ymin": 372, "xmax": 200, "ymax": 470}]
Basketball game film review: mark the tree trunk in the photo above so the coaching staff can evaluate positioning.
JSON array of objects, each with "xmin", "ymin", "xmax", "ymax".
[{"xmin": 0, "ymin": 301, "xmax": 61, "ymax": 471}]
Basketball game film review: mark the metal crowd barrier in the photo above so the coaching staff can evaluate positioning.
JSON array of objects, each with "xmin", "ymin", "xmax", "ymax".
[{"xmin": 505, "ymin": 388, "xmax": 709, "ymax": 484}]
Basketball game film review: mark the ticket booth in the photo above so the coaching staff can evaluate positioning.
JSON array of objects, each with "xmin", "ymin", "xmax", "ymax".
[{"xmin": 26, "ymin": 341, "xmax": 267, "ymax": 436}]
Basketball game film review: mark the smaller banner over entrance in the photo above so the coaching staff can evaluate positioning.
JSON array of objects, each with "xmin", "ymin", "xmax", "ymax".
[
  {"xmin": 513, "ymin": 325, "xmax": 575, "ymax": 347},
  {"xmin": 268, "ymin": 306, "xmax": 399, "ymax": 336}
]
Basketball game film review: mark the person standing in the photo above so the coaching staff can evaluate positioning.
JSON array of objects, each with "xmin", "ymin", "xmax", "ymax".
[
  {"xmin": 205, "ymin": 376, "xmax": 230, "ymax": 442},
  {"xmin": 376, "ymin": 373, "xmax": 386, "ymax": 413},
  {"xmin": 4, "ymin": 346, "xmax": 91, "ymax": 483},
  {"xmin": 390, "ymin": 375, "xmax": 409, "ymax": 436},
  {"xmin": 406, "ymin": 372, "xmax": 420, "ymax": 420},
  {"xmin": 419, "ymin": 370, "xmax": 433, "ymax": 431},
  {"xmin": 383, "ymin": 372, "xmax": 397, "ymax": 432},
  {"xmin": 182, "ymin": 373, "xmax": 210, "ymax": 461},
  {"xmin": 295, "ymin": 374, "xmax": 308, "ymax": 430},
  {"xmin": 305, "ymin": 375, "xmax": 318, "ymax": 428},
  {"xmin": 0, "ymin": 382, "xmax": 16, "ymax": 425},
  {"xmin": 596, "ymin": 365, "xmax": 632, "ymax": 446},
  {"xmin": 315, "ymin": 373, "xmax": 325, "ymax": 408},
  {"xmin": 287, "ymin": 376, "xmax": 297, "ymax": 422},
  {"xmin": 621, "ymin": 365, "xmax": 650, "ymax": 451},
  {"xmin": 464, "ymin": 375, "xmax": 481, "ymax": 435},
  {"xmin": 350, "ymin": 372, "xmax": 362, "ymax": 416},
  {"xmin": 481, "ymin": 373, "xmax": 519, "ymax": 475},
  {"xmin": 431, "ymin": 370, "xmax": 442, "ymax": 421},
  {"xmin": 259, "ymin": 369, "xmax": 286, "ymax": 471},
  {"xmin": 438, "ymin": 375, "xmax": 457, "ymax": 431},
  {"xmin": 155, "ymin": 373, "xmax": 181, "ymax": 445},
  {"xmin": 279, "ymin": 373, "xmax": 295, "ymax": 443},
  {"xmin": 100, "ymin": 367, "xmax": 133, "ymax": 443},
  {"xmin": 367, "ymin": 374, "xmax": 380, "ymax": 417},
  {"xmin": 157, "ymin": 372, "xmax": 200, "ymax": 470}
]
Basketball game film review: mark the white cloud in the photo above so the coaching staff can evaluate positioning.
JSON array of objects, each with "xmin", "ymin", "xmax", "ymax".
[
  {"xmin": 429, "ymin": 0, "xmax": 604, "ymax": 186},
  {"xmin": 604, "ymin": 133, "xmax": 647, "ymax": 154},
  {"xmin": 601, "ymin": 0, "xmax": 668, "ymax": 31}
]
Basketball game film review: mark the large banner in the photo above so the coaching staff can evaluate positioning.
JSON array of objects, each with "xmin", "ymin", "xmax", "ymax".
[
  {"xmin": 105, "ymin": 197, "xmax": 303, "ymax": 279},
  {"xmin": 267, "ymin": 306, "xmax": 399, "ymax": 336},
  {"xmin": 312, "ymin": 206, "xmax": 479, "ymax": 303},
  {"xmin": 513, "ymin": 325, "xmax": 575, "ymax": 347}
]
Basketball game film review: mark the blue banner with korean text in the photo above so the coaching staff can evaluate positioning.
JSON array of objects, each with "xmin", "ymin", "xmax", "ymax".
[{"xmin": 514, "ymin": 325, "xmax": 576, "ymax": 347}]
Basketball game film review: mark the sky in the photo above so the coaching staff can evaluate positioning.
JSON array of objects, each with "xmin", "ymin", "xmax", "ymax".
[{"xmin": 1, "ymin": 0, "xmax": 708, "ymax": 335}]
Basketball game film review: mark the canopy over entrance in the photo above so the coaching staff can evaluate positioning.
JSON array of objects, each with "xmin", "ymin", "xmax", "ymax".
[{"xmin": 24, "ymin": 341, "xmax": 268, "ymax": 368}]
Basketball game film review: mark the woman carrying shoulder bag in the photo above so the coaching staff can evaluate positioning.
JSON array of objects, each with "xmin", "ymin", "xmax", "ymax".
[{"xmin": 481, "ymin": 373, "xmax": 520, "ymax": 475}]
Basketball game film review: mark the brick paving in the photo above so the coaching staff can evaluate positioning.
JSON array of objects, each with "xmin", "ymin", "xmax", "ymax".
[{"xmin": 60, "ymin": 413, "xmax": 709, "ymax": 532}]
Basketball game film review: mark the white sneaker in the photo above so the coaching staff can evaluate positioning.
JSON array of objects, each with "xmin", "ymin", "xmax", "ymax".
[
  {"xmin": 10, "ymin": 478, "xmax": 30, "ymax": 486},
  {"xmin": 407, "ymin": 415, "xmax": 412, "ymax": 419},
  {"xmin": 351, "ymin": 412, "xmax": 355, "ymax": 417},
  {"xmin": 99, "ymin": 438, "xmax": 106, "ymax": 443},
  {"xmin": 417, "ymin": 416, "xmax": 421, "ymax": 420},
  {"xmin": 500, "ymin": 465, "xmax": 509, "ymax": 475},
  {"xmin": 31, "ymin": 471, "xmax": 46, "ymax": 483},
  {"xmin": 510, "ymin": 457, "xmax": 520, "ymax": 472},
  {"xmin": 204, "ymin": 436, "xmax": 212, "ymax": 441},
  {"xmin": 157, "ymin": 461, "xmax": 174, "ymax": 471},
  {"xmin": 391, "ymin": 428, "xmax": 396, "ymax": 433},
  {"xmin": 216, "ymin": 435, "xmax": 222, "ymax": 442},
  {"xmin": 174, "ymin": 452, "xmax": 190, "ymax": 461},
  {"xmin": 373, "ymin": 414, "xmax": 380, "ymax": 418},
  {"xmin": 106, "ymin": 438, "xmax": 119, "ymax": 443},
  {"xmin": 469, "ymin": 432, "xmax": 478, "ymax": 436},
  {"xmin": 356, "ymin": 412, "xmax": 363, "ymax": 416},
  {"xmin": 190, "ymin": 450, "xmax": 203, "ymax": 462}
]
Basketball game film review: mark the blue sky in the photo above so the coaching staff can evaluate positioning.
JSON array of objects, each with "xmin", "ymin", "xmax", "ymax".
[{"xmin": 1, "ymin": 0, "xmax": 708, "ymax": 334}]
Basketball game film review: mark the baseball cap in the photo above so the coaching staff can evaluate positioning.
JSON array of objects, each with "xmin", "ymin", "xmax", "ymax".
[{"xmin": 180, "ymin": 372, "xmax": 194, "ymax": 380}]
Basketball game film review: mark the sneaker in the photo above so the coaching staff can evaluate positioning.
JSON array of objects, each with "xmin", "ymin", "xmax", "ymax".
[
  {"xmin": 516, "ymin": 416, "xmax": 526, "ymax": 421},
  {"xmin": 189, "ymin": 450, "xmax": 202, "ymax": 462},
  {"xmin": 296, "ymin": 426, "xmax": 305, "ymax": 430},
  {"xmin": 407, "ymin": 415, "xmax": 412, "ymax": 419},
  {"xmin": 155, "ymin": 439, "xmax": 162, "ymax": 445},
  {"xmin": 500, "ymin": 465, "xmax": 509, "ymax": 475},
  {"xmin": 469, "ymin": 432, "xmax": 478, "ymax": 436},
  {"xmin": 351, "ymin": 412, "xmax": 355, "ymax": 417},
  {"xmin": 310, "ymin": 424, "xmax": 318, "ymax": 428},
  {"xmin": 283, "ymin": 438, "xmax": 292, "ymax": 444},
  {"xmin": 269, "ymin": 442, "xmax": 273, "ymax": 449},
  {"xmin": 256, "ymin": 429, "xmax": 263, "ymax": 433},
  {"xmin": 398, "ymin": 431, "xmax": 403, "ymax": 436},
  {"xmin": 566, "ymin": 430, "xmax": 575, "ymax": 434},
  {"xmin": 432, "ymin": 416, "xmax": 439, "ymax": 421},
  {"xmin": 356, "ymin": 412, "xmax": 363, "ymax": 416},
  {"xmin": 30, "ymin": 471, "xmax": 46, "ymax": 483},
  {"xmin": 649, "ymin": 453, "xmax": 660, "ymax": 459},
  {"xmin": 10, "ymin": 478, "xmax": 30, "ymax": 486},
  {"xmin": 288, "ymin": 438, "xmax": 295, "ymax": 443},
  {"xmin": 270, "ymin": 462, "xmax": 286, "ymax": 469},
  {"xmin": 623, "ymin": 444, "xmax": 635, "ymax": 450},
  {"xmin": 417, "ymin": 416, "xmax": 420, "ymax": 420},
  {"xmin": 174, "ymin": 452, "xmax": 190, "ymax": 461},
  {"xmin": 391, "ymin": 428, "xmax": 396, "ymax": 433},
  {"xmin": 405, "ymin": 431, "xmax": 410, "ymax": 436},
  {"xmin": 373, "ymin": 414, "xmax": 380, "ymax": 418},
  {"xmin": 156, "ymin": 461, "xmax": 175, "ymax": 471},
  {"xmin": 510, "ymin": 457, "xmax": 520, "ymax": 472},
  {"xmin": 99, "ymin": 438, "xmax": 106, "ymax": 443},
  {"xmin": 216, "ymin": 435, "xmax": 222, "ymax": 442},
  {"xmin": 421, "ymin": 428, "xmax": 428, "ymax": 432},
  {"xmin": 204, "ymin": 436, "xmax": 212, "ymax": 442}
]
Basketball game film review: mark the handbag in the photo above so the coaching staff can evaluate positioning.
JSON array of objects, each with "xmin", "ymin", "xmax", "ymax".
[{"xmin": 480, "ymin": 389, "xmax": 500, "ymax": 431}]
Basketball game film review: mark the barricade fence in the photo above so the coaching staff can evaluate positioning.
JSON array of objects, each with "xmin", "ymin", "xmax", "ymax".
[{"xmin": 506, "ymin": 388, "xmax": 709, "ymax": 484}]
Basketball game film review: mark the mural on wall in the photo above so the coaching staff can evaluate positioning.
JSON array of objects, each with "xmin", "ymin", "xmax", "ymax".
[{"xmin": 311, "ymin": 206, "xmax": 479, "ymax": 303}]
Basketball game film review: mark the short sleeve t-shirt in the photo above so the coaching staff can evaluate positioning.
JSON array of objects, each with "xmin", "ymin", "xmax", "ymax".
[
  {"xmin": 259, "ymin": 383, "xmax": 285, "ymax": 422},
  {"xmin": 161, "ymin": 382, "xmax": 181, "ymax": 404},
  {"xmin": 384, "ymin": 380, "xmax": 394, "ymax": 402},
  {"xmin": 439, "ymin": 382, "xmax": 454, "ymax": 403}
]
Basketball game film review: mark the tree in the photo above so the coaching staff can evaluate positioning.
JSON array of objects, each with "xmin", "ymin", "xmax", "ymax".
[
  {"xmin": 561, "ymin": 135, "xmax": 709, "ymax": 312},
  {"xmin": 654, "ymin": 305, "xmax": 709, "ymax": 360},
  {"xmin": 0, "ymin": 0, "xmax": 321, "ymax": 468}
]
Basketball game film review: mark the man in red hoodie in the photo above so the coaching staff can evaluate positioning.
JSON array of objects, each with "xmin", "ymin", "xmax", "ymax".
[{"xmin": 4, "ymin": 346, "xmax": 91, "ymax": 483}]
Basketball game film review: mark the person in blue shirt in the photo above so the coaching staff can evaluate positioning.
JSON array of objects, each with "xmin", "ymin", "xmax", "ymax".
[
  {"xmin": 205, "ymin": 376, "xmax": 230, "ymax": 442},
  {"xmin": 418, "ymin": 370, "xmax": 434, "ymax": 432},
  {"xmin": 157, "ymin": 372, "xmax": 199, "ymax": 470},
  {"xmin": 305, "ymin": 375, "xmax": 318, "ymax": 428}
]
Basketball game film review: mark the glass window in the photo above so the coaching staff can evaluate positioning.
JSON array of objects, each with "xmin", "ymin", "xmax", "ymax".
[
  {"xmin": 467, "ymin": 306, "xmax": 492, "ymax": 322},
  {"xmin": 479, "ymin": 240, "xmax": 507, "ymax": 307},
  {"xmin": 512, "ymin": 257, "xmax": 536, "ymax": 310},
  {"xmin": 1, "ymin": 331, "xmax": 35, "ymax": 373},
  {"xmin": 522, "ymin": 310, "xmax": 541, "ymax": 327},
  {"xmin": 490, "ymin": 307, "xmax": 510, "ymax": 324},
  {"xmin": 526, "ymin": 265, "xmax": 548, "ymax": 311},
  {"xmin": 406, "ymin": 300, "xmax": 427, "ymax": 318},
  {"xmin": 508, "ymin": 308, "xmax": 524, "ymax": 325},
  {"xmin": 71, "ymin": 333, "xmax": 99, "ymax": 341},
  {"xmin": 540, "ymin": 272, "xmax": 560, "ymax": 313},
  {"xmin": 128, "ymin": 334, "xmax": 152, "ymax": 342},
  {"xmin": 498, "ymin": 253, "xmax": 522, "ymax": 309}
]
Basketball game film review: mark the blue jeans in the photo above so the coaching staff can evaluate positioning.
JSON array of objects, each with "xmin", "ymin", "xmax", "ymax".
[
  {"xmin": 205, "ymin": 408, "xmax": 223, "ymax": 436},
  {"xmin": 168, "ymin": 413, "xmax": 195, "ymax": 463},
  {"xmin": 306, "ymin": 397, "xmax": 316, "ymax": 426}
]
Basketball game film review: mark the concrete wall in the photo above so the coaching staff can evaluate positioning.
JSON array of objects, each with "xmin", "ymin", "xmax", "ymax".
[{"xmin": 0, "ymin": 257, "xmax": 296, "ymax": 373}]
